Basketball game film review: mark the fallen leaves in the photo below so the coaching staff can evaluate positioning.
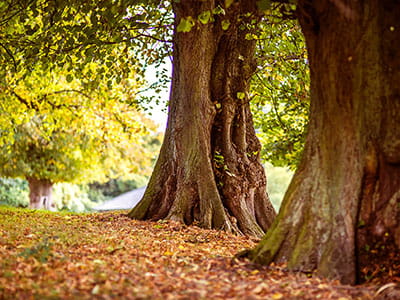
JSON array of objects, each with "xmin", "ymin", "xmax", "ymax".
[{"xmin": 0, "ymin": 207, "xmax": 378, "ymax": 299}]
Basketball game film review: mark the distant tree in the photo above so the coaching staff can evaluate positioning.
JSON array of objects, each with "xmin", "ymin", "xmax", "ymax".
[
  {"xmin": 0, "ymin": 0, "xmax": 170, "ymax": 211},
  {"xmin": 0, "ymin": 67, "xmax": 160, "ymax": 209}
]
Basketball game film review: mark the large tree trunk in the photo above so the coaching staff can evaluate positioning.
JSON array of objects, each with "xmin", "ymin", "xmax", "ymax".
[
  {"xmin": 128, "ymin": 0, "xmax": 276, "ymax": 238},
  {"xmin": 27, "ymin": 177, "xmax": 54, "ymax": 210},
  {"xmin": 248, "ymin": 0, "xmax": 400, "ymax": 284}
]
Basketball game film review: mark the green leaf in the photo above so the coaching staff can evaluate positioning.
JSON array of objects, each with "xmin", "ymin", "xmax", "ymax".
[
  {"xmin": 221, "ymin": 20, "xmax": 231, "ymax": 30},
  {"xmin": 213, "ymin": 6, "xmax": 225, "ymax": 15},
  {"xmin": 66, "ymin": 74, "xmax": 73, "ymax": 83},
  {"xmin": 245, "ymin": 33, "xmax": 258, "ymax": 40},
  {"xmin": 198, "ymin": 11, "xmax": 211, "ymax": 25},
  {"xmin": 177, "ymin": 17, "xmax": 195, "ymax": 32}
]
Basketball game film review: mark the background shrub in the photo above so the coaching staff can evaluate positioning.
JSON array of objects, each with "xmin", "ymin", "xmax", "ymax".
[{"xmin": 0, "ymin": 178, "xmax": 29, "ymax": 207}]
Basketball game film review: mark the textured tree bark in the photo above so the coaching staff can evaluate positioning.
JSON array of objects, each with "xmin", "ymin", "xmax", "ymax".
[
  {"xmin": 27, "ymin": 177, "xmax": 54, "ymax": 210},
  {"xmin": 248, "ymin": 0, "xmax": 400, "ymax": 284},
  {"xmin": 128, "ymin": 0, "xmax": 276, "ymax": 238}
]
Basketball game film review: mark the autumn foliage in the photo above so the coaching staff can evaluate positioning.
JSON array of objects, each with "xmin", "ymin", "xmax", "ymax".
[{"xmin": 0, "ymin": 207, "xmax": 379, "ymax": 299}]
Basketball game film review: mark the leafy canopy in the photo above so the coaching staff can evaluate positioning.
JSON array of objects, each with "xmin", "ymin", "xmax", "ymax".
[
  {"xmin": 0, "ymin": 65, "xmax": 161, "ymax": 184},
  {"xmin": 1, "ymin": 0, "xmax": 309, "ymax": 171},
  {"xmin": 0, "ymin": 0, "xmax": 172, "ymax": 99},
  {"xmin": 251, "ymin": 7, "xmax": 309, "ymax": 169}
]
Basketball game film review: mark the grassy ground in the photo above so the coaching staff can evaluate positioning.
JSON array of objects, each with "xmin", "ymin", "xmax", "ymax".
[{"xmin": 0, "ymin": 206, "xmax": 380, "ymax": 299}]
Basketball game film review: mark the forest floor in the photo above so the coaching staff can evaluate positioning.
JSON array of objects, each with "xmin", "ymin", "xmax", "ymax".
[{"xmin": 0, "ymin": 206, "xmax": 395, "ymax": 299}]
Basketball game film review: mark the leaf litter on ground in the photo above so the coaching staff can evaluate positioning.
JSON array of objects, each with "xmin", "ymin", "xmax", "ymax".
[{"xmin": 0, "ymin": 206, "xmax": 385, "ymax": 299}]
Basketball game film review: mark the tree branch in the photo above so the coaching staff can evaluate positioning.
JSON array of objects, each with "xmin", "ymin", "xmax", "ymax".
[
  {"xmin": 10, "ymin": 88, "xmax": 88, "ymax": 111},
  {"xmin": 11, "ymin": 90, "xmax": 33, "ymax": 109},
  {"xmin": 38, "ymin": 89, "xmax": 92, "ymax": 102},
  {"xmin": 0, "ymin": 42, "xmax": 17, "ymax": 71}
]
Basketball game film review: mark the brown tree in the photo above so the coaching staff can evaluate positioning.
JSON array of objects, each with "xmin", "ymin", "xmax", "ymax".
[
  {"xmin": 27, "ymin": 177, "xmax": 54, "ymax": 210},
  {"xmin": 247, "ymin": 0, "xmax": 400, "ymax": 284},
  {"xmin": 128, "ymin": 0, "xmax": 276, "ymax": 238}
]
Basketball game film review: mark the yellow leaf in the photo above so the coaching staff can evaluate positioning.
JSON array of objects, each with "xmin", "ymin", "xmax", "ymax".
[
  {"xmin": 91, "ymin": 285, "xmax": 100, "ymax": 295},
  {"xmin": 93, "ymin": 259, "xmax": 105, "ymax": 265},
  {"xmin": 272, "ymin": 293, "xmax": 283, "ymax": 299},
  {"xmin": 237, "ymin": 92, "xmax": 245, "ymax": 100},
  {"xmin": 163, "ymin": 251, "xmax": 173, "ymax": 256}
]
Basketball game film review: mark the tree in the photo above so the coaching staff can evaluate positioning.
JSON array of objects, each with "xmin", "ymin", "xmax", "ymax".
[
  {"xmin": 0, "ymin": 67, "xmax": 159, "ymax": 209},
  {"xmin": 247, "ymin": 0, "xmax": 400, "ymax": 284},
  {"xmin": 128, "ymin": 0, "xmax": 276, "ymax": 238}
]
